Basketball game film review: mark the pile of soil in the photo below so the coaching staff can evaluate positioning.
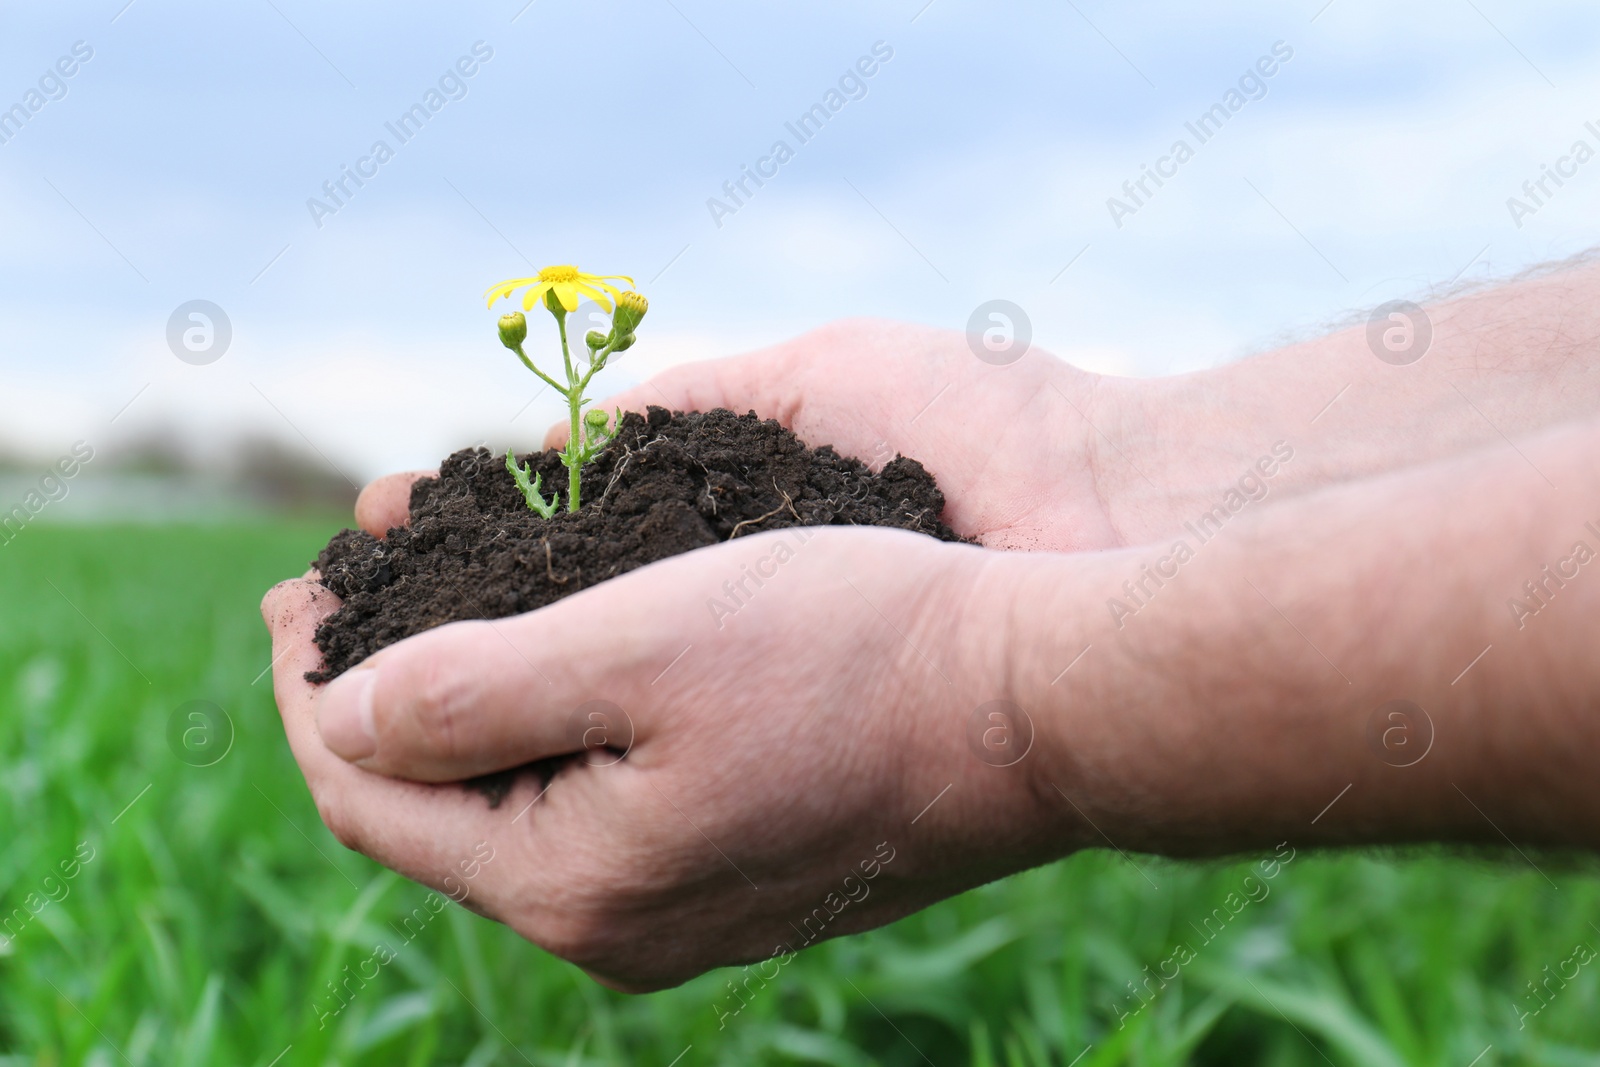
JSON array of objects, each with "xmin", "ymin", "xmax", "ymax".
[{"xmin": 309, "ymin": 407, "xmax": 963, "ymax": 684}]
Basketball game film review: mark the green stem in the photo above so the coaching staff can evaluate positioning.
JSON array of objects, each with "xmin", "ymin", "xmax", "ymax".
[
  {"xmin": 556, "ymin": 310, "xmax": 575, "ymax": 388},
  {"xmin": 577, "ymin": 336, "xmax": 619, "ymax": 394},
  {"xmin": 512, "ymin": 344, "xmax": 568, "ymax": 396},
  {"xmin": 556, "ymin": 311, "xmax": 582, "ymax": 512}
]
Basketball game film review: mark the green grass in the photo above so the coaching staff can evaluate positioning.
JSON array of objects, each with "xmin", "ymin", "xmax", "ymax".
[{"xmin": 2, "ymin": 524, "xmax": 1598, "ymax": 1066}]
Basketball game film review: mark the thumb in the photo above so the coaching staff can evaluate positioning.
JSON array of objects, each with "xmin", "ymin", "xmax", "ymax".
[
  {"xmin": 542, "ymin": 349, "xmax": 800, "ymax": 450},
  {"xmin": 311, "ymin": 569, "xmax": 696, "ymax": 782}
]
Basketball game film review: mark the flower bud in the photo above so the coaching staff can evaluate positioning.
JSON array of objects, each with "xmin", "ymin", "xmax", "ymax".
[
  {"xmin": 585, "ymin": 329, "xmax": 610, "ymax": 351},
  {"xmin": 583, "ymin": 409, "xmax": 611, "ymax": 434},
  {"xmin": 612, "ymin": 291, "xmax": 648, "ymax": 336},
  {"xmin": 498, "ymin": 312, "xmax": 527, "ymax": 350},
  {"xmin": 612, "ymin": 333, "xmax": 636, "ymax": 352}
]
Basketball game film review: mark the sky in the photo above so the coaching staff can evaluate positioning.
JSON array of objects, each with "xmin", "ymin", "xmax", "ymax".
[{"xmin": 2, "ymin": 0, "xmax": 1598, "ymax": 483}]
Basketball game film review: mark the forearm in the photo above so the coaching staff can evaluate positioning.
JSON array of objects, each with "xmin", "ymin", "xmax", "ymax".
[
  {"xmin": 1003, "ymin": 416, "xmax": 1600, "ymax": 855},
  {"xmin": 1090, "ymin": 257, "xmax": 1600, "ymax": 545}
]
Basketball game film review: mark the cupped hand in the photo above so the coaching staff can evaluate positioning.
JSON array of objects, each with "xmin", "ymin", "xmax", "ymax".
[
  {"xmin": 262, "ymin": 527, "xmax": 1072, "ymax": 990},
  {"xmin": 285, "ymin": 318, "xmax": 1132, "ymax": 990},
  {"xmin": 357, "ymin": 320, "xmax": 1184, "ymax": 551},
  {"xmin": 556, "ymin": 318, "xmax": 1124, "ymax": 551}
]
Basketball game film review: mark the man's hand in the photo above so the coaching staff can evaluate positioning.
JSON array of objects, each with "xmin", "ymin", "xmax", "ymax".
[
  {"xmin": 359, "ymin": 256, "xmax": 1600, "ymax": 552},
  {"xmin": 357, "ymin": 319, "xmax": 1120, "ymax": 551},
  {"xmin": 262, "ymin": 527, "xmax": 1074, "ymax": 991},
  {"xmin": 562, "ymin": 319, "xmax": 1123, "ymax": 550},
  {"xmin": 267, "ymin": 415, "xmax": 1600, "ymax": 990},
  {"xmin": 270, "ymin": 260, "xmax": 1600, "ymax": 990},
  {"xmin": 558, "ymin": 261, "xmax": 1600, "ymax": 550}
]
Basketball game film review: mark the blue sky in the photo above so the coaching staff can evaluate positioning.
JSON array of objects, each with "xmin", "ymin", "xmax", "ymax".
[{"xmin": 2, "ymin": 0, "xmax": 1598, "ymax": 479}]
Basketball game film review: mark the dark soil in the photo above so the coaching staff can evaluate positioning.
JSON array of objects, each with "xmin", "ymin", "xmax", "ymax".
[{"xmin": 307, "ymin": 407, "xmax": 963, "ymax": 800}]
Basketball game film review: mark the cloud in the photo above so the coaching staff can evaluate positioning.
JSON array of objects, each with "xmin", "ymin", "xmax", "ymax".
[{"xmin": 2, "ymin": 0, "xmax": 1598, "ymax": 475}]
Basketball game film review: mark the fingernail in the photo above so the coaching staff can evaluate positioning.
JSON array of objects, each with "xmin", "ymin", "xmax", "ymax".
[{"xmin": 317, "ymin": 669, "xmax": 377, "ymax": 762}]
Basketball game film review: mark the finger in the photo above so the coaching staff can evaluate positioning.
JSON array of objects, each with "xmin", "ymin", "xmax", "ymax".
[
  {"xmin": 312, "ymin": 617, "xmax": 595, "ymax": 780},
  {"xmin": 311, "ymin": 530, "xmax": 811, "ymax": 782},
  {"xmin": 313, "ymin": 594, "xmax": 675, "ymax": 782},
  {"xmin": 354, "ymin": 470, "xmax": 435, "ymax": 538},
  {"xmin": 542, "ymin": 346, "xmax": 801, "ymax": 450},
  {"xmin": 262, "ymin": 579, "xmax": 525, "ymax": 911}
]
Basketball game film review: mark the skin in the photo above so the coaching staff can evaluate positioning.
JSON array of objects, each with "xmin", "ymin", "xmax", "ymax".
[{"xmin": 265, "ymin": 259, "xmax": 1600, "ymax": 991}]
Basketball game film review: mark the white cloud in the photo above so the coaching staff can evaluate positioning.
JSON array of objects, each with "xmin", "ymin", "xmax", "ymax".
[{"xmin": 2, "ymin": 0, "xmax": 1598, "ymax": 483}]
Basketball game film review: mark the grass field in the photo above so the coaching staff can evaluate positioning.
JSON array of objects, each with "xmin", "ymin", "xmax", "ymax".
[{"xmin": 2, "ymin": 524, "xmax": 1598, "ymax": 1066}]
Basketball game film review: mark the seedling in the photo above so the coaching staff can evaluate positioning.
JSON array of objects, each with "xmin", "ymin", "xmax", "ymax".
[{"xmin": 486, "ymin": 265, "xmax": 647, "ymax": 513}]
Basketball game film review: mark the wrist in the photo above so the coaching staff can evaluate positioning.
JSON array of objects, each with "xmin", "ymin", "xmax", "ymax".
[
  {"xmin": 1091, "ymin": 260, "xmax": 1600, "ymax": 549},
  {"xmin": 997, "ymin": 534, "xmax": 1334, "ymax": 859},
  {"xmin": 995, "ymin": 519, "xmax": 1377, "ymax": 858},
  {"xmin": 1085, "ymin": 364, "xmax": 1324, "ymax": 548},
  {"xmin": 1003, "ymin": 418, "xmax": 1600, "ymax": 858},
  {"xmin": 978, "ymin": 546, "xmax": 1137, "ymax": 856}
]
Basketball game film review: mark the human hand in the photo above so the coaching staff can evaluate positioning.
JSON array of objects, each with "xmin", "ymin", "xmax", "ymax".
[
  {"xmin": 263, "ymin": 525, "xmax": 1077, "ymax": 991},
  {"xmin": 548, "ymin": 318, "xmax": 1131, "ymax": 551},
  {"xmin": 547, "ymin": 271, "xmax": 1600, "ymax": 554},
  {"xmin": 354, "ymin": 319, "xmax": 1130, "ymax": 549}
]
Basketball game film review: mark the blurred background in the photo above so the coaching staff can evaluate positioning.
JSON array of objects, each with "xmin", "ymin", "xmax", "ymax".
[
  {"xmin": 4, "ymin": 2, "xmax": 1600, "ymax": 1065},
  {"xmin": 4, "ymin": 0, "xmax": 1599, "ymax": 493}
]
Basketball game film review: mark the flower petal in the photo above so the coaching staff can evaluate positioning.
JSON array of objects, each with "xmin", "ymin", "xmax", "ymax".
[
  {"xmin": 486, "ymin": 278, "xmax": 534, "ymax": 307},
  {"xmin": 521, "ymin": 282, "xmax": 554, "ymax": 311},
  {"xmin": 572, "ymin": 283, "xmax": 615, "ymax": 312},
  {"xmin": 552, "ymin": 283, "xmax": 581, "ymax": 313},
  {"xmin": 584, "ymin": 279, "xmax": 625, "ymax": 304}
]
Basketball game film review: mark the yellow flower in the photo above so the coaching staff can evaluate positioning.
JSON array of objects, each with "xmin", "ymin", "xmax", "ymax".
[{"xmin": 484, "ymin": 265, "xmax": 635, "ymax": 314}]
